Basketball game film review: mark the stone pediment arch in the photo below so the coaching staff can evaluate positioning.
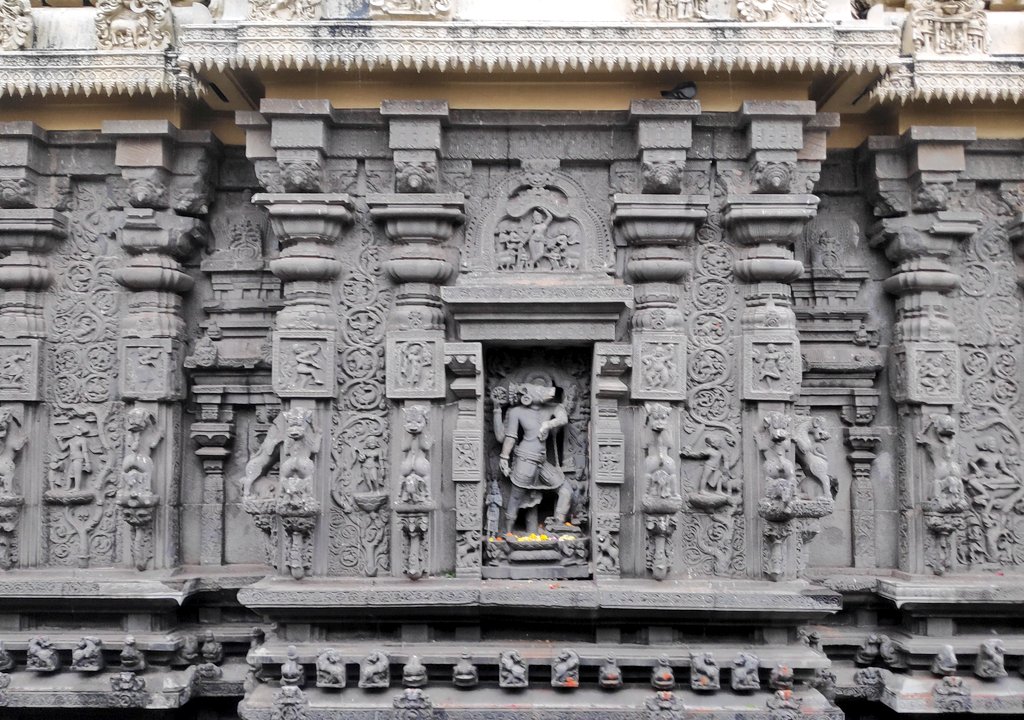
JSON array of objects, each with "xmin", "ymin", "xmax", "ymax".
[{"xmin": 464, "ymin": 159, "xmax": 613, "ymax": 277}]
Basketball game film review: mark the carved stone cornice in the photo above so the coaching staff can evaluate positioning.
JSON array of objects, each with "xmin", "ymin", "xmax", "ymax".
[
  {"xmin": 0, "ymin": 50, "xmax": 200, "ymax": 99},
  {"xmin": 875, "ymin": 57, "xmax": 1024, "ymax": 104},
  {"xmin": 179, "ymin": 22, "xmax": 897, "ymax": 75}
]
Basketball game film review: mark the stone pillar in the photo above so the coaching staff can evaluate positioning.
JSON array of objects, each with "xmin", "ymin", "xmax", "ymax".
[
  {"xmin": 256, "ymin": 193, "xmax": 350, "ymax": 579},
  {"xmin": 191, "ymin": 418, "xmax": 233, "ymax": 567},
  {"xmin": 865, "ymin": 127, "xmax": 980, "ymax": 575},
  {"xmin": 723, "ymin": 102, "xmax": 837, "ymax": 582},
  {"xmin": 104, "ymin": 121, "xmax": 216, "ymax": 571},
  {"xmin": 846, "ymin": 428, "xmax": 882, "ymax": 568},
  {"xmin": 0, "ymin": 123, "xmax": 66, "ymax": 569},
  {"xmin": 612, "ymin": 100, "xmax": 705, "ymax": 581},
  {"xmin": 368, "ymin": 101, "xmax": 464, "ymax": 581}
]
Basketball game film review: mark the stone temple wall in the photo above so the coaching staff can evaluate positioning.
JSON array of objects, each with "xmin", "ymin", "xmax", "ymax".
[{"xmin": 0, "ymin": 104, "xmax": 1022, "ymax": 718}]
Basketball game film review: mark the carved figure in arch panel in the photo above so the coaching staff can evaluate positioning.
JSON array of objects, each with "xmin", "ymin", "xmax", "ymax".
[
  {"xmin": 683, "ymin": 424, "xmax": 740, "ymax": 511},
  {"xmin": 907, "ymin": 0, "xmax": 988, "ymax": 56},
  {"xmin": 631, "ymin": 0, "xmax": 706, "ymax": 20},
  {"xmin": 469, "ymin": 160, "xmax": 611, "ymax": 275},
  {"xmin": 736, "ymin": 0, "xmax": 826, "ymax": 22}
]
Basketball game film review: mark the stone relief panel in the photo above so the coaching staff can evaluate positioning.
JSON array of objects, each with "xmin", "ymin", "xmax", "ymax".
[
  {"xmin": 328, "ymin": 184, "xmax": 393, "ymax": 577},
  {"xmin": 953, "ymin": 188, "xmax": 1024, "ymax": 570},
  {"xmin": 464, "ymin": 159, "xmax": 612, "ymax": 276},
  {"xmin": 679, "ymin": 170, "xmax": 744, "ymax": 578},
  {"xmin": 43, "ymin": 180, "xmax": 126, "ymax": 568}
]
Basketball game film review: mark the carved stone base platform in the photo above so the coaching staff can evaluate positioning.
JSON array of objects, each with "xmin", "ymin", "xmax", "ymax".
[
  {"xmin": 237, "ymin": 577, "xmax": 841, "ymax": 621},
  {"xmin": 481, "ymin": 565, "xmax": 591, "ymax": 580},
  {"xmin": 239, "ymin": 683, "xmax": 839, "ymax": 720}
]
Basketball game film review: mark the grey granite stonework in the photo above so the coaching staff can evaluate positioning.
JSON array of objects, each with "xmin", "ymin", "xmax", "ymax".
[{"xmin": 0, "ymin": 102, "xmax": 1022, "ymax": 719}]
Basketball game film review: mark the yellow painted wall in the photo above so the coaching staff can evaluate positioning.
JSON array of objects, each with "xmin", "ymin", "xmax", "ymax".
[
  {"xmin": 2, "ymin": 76, "xmax": 1023, "ymax": 149},
  {"xmin": 260, "ymin": 70, "xmax": 811, "ymax": 113}
]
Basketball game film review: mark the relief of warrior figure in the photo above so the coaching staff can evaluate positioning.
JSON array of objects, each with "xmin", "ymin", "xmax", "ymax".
[{"xmin": 494, "ymin": 382, "xmax": 572, "ymax": 534}]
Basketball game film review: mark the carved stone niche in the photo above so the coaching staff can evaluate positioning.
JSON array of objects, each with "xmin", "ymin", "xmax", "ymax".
[{"xmin": 483, "ymin": 347, "xmax": 593, "ymax": 580}]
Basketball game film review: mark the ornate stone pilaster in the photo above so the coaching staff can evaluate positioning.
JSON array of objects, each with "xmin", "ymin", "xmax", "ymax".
[
  {"xmin": 590, "ymin": 344, "xmax": 630, "ymax": 578},
  {"xmin": 723, "ymin": 102, "xmax": 838, "ymax": 582},
  {"xmin": 370, "ymin": 101, "xmax": 464, "ymax": 580},
  {"xmin": 446, "ymin": 343, "xmax": 484, "ymax": 578},
  {"xmin": 0, "ymin": 123, "xmax": 66, "ymax": 569},
  {"xmin": 104, "ymin": 122, "xmax": 216, "ymax": 571},
  {"xmin": 245, "ymin": 193, "xmax": 350, "ymax": 579},
  {"xmin": 613, "ymin": 100, "xmax": 705, "ymax": 581},
  {"xmin": 846, "ymin": 428, "xmax": 882, "ymax": 569},
  {"xmin": 866, "ymin": 128, "xmax": 981, "ymax": 575},
  {"xmin": 191, "ymin": 421, "xmax": 232, "ymax": 566}
]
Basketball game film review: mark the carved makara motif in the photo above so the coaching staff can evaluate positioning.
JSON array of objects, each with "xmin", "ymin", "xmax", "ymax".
[
  {"xmin": 240, "ymin": 407, "xmax": 322, "ymax": 579},
  {"xmin": 95, "ymin": 0, "xmax": 173, "ymax": 50},
  {"xmin": 906, "ymin": 0, "xmax": 988, "ymax": 56},
  {"xmin": 0, "ymin": 0, "xmax": 32, "ymax": 51}
]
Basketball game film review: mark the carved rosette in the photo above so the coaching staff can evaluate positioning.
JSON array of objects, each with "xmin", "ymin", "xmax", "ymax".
[
  {"xmin": 95, "ymin": 0, "xmax": 173, "ymax": 50},
  {"xmin": 0, "ymin": 0, "xmax": 32, "ymax": 51}
]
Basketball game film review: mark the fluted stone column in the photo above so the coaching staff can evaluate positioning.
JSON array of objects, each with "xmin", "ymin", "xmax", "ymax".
[
  {"xmin": 369, "ymin": 100, "xmax": 464, "ymax": 580},
  {"xmin": 104, "ymin": 122, "xmax": 217, "ymax": 571},
  {"xmin": 865, "ymin": 127, "xmax": 980, "ymax": 575},
  {"xmin": 723, "ymin": 103, "xmax": 837, "ymax": 582},
  {"xmin": 612, "ymin": 99, "xmax": 705, "ymax": 581},
  {"xmin": 0, "ymin": 123, "xmax": 67, "ymax": 569}
]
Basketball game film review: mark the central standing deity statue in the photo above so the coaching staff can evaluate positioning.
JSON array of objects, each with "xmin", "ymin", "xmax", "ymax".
[{"xmin": 493, "ymin": 382, "xmax": 573, "ymax": 534}]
